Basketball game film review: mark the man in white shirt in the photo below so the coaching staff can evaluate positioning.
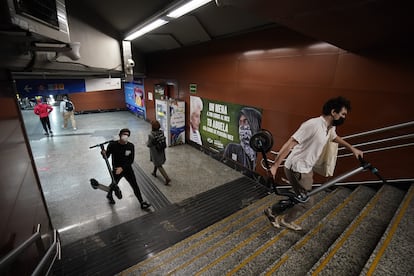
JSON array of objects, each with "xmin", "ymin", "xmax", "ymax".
[
  {"xmin": 265, "ymin": 96, "xmax": 363, "ymax": 231},
  {"xmin": 60, "ymin": 95, "xmax": 77, "ymax": 130}
]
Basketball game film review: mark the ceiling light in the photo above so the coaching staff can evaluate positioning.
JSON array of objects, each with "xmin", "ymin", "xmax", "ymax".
[
  {"xmin": 167, "ymin": 0, "xmax": 213, "ymax": 19},
  {"xmin": 125, "ymin": 19, "xmax": 168, "ymax": 41}
]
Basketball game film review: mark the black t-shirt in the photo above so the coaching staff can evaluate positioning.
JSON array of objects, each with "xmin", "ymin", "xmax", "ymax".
[{"xmin": 106, "ymin": 141, "xmax": 135, "ymax": 169}]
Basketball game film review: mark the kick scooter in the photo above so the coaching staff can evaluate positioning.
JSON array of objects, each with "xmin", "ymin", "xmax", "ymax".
[
  {"xmin": 89, "ymin": 140, "xmax": 122, "ymax": 200},
  {"xmin": 249, "ymin": 130, "xmax": 387, "ymax": 219}
]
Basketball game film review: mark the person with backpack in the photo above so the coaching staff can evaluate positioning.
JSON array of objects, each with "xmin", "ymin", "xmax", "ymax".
[
  {"xmin": 59, "ymin": 95, "xmax": 77, "ymax": 130},
  {"xmin": 147, "ymin": 120, "xmax": 171, "ymax": 185},
  {"xmin": 33, "ymin": 98, "xmax": 53, "ymax": 136}
]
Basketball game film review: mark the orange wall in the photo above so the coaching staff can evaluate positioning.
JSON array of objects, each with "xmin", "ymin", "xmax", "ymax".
[
  {"xmin": 144, "ymin": 27, "xmax": 414, "ymax": 181},
  {"xmin": 69, "ymin": 89, "xmax": 126, "ymax": 112}
]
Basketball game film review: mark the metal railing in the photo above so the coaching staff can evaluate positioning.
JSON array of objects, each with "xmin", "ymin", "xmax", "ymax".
[
  {"xmin": 261, "ymin": 121, "xmax": 414, "ymax": 173},
  {"xmin": 0, "ymin": 224, "xmax": 61, "ymax": 276}
]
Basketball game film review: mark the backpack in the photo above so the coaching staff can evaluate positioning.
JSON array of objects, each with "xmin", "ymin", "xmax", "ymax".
[
  {"xmin": 65, "ymin": 101, "xmax": 74, "ymax": 111},
  {"xmin": 153, "ymin": 131, "xmax": 166, "ymax": 151}
]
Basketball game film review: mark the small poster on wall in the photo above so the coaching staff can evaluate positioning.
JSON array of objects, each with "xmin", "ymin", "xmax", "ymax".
[{"xmin": 125, "ymin": 80, "xmax": 145, "ymax": 119}]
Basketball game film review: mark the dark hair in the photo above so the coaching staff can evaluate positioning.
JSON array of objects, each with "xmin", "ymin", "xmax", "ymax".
[
  {"xmin": 151, "ymin": 120, "xmax": 161, "ymax": 131},
  {"xmin": 322, "ymin": 96, "xmax": 351, "ymax": 115},
  {"xmin": 119, "ymin": 128, "xmax": 131, "ymax": 136},
  {"xmin": 238, "ymin": 107, "xmax": 262, "ymax": 134}
]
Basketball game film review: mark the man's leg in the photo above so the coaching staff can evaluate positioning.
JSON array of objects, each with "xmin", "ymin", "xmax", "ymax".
[
  {"xmin": 70, "ymin": 111, "xmax": 77, "ymax": 129},
  {"xmin": 277, "ymin": 168, "xmax": 313, "ymax": 230},
  {"xmin": 45, "ymin": 117, "xmax": 52, "ymax": 133},
  {"xmin": 107, "ymin": 172, "xmax": 122, "ymax": 204},
  {"xmin": 63, "ymin": 112, "xmax": 70, "ymax": 128},
  {"xmin": 40, "ymin": 118, "xmax": 48, "ymax": 134},
  {"xmin": 123, "ymin": 168, "xmax": 151, "ymax": 209}
]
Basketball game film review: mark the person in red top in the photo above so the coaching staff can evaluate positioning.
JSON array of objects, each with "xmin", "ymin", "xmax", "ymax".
[{"xmin": 34, "ymin": 98, "xmax": 54, "ymax": 136}]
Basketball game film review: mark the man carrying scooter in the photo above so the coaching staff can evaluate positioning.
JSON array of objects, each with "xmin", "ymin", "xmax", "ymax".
[
  {"xmin": 101, "ymin": 128, "xmax": 151, "ymax": 209},
  {"xmin": 265, "ymin": 97, "xmax": 363, "ymax": 231}
]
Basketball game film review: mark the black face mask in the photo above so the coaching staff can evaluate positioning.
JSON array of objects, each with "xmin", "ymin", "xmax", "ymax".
[{"xmin": 333, "ymin": 117, "xmax": 345, "ymax": 126}]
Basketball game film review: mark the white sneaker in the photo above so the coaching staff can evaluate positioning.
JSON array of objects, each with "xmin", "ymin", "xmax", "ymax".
[
  {"xmin": 280, "ymin": 218, "xmax": 302, "ymax": 231},
  {"xmin": 73, "ymin": 128, "xmax": 77, "ymax": 130},
  {"xmin": 271, "ymin": 215, "xmax": 283, "ymax": 228}
]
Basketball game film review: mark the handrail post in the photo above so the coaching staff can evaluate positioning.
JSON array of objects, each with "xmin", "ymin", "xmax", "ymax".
[{"xmin": 0, "ymin": 224, "xmax": 41, "ymax": 271}]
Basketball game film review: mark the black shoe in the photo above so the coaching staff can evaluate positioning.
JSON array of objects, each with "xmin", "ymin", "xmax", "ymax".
[
  {"xmin": 106, "ymin": 193, "xmax": 115, "ymax": 204},
  {"xmin": 140, "ymin": 201, "xmax": 151, "ymax": 209},
  {"xmin": 114, "ymin": 186, "xmax": 122, "ymax": 199},
  {"xmin": 151, "ymin": 172, "xmax": 157, "ymax": 177},
  {"xmin": 90, "ymin": 178, "xmax": 99, "ymax": 189},
  {"xmin": 44, "ymin": 132, "xmax": 49, "ymax": 136}
]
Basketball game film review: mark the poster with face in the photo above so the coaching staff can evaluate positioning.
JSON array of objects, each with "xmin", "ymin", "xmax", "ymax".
[
  {"xmin": 190, "ymin": 96, "xmax": 262, "ymax": 171},
  {"xmin": 125, "ymin": 81, "xmax": 145, "ymax": 119}
]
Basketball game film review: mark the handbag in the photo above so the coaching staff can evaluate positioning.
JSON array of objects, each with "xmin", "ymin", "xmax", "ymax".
[{"xmin": 313, "ymin": 128, "xmax": 338, "ymax": 177}]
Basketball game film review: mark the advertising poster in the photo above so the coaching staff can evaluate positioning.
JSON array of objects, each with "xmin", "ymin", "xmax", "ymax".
[
  {"xmin": 155, "ymin": 99, "xmax": 168, "ymax": 143},
  {"xmin": 170, "ymin": 101, "xmax": 186, "ymax": 146},
  {"xmin": 125, "ymin": 80, "xmax": 145, "ymax": 119},
  {"xmin": 190, "ymin": 96, "xmax": 263, "ymax": 171}
]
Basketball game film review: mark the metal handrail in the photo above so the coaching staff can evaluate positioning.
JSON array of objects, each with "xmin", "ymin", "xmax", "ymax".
[
  {"xmin": 0, "ymin": 224, "xmax": 41, "ymax": 269},
  {"xmin": 0, "ymin": 224, "xmax": 61, "ymax": 276},
  {"xmin": 342, "ymin": 121, "xmax": 414, "ymax": 140},
  {"xmin": 32, "ymin": 230, "xmax": 61, "ymax": 276},
  {"xmin": 260, "ymin": 121, "xmax": 414, "ymax": 171}
]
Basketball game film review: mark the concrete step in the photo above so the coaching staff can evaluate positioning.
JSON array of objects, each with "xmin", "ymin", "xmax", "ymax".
[
  {"xmin": 307, "ymin": 184, "xmax": 406, "ymax": 276},
  {"xmin": 219, "ymin": 187, "xmax": 352, "ymax": 276},
  {"xmin": 262, "ymin": 185, "xmax": 377, "ymax": 276},
  {"xmin": 360, "ymin": 184, "xmax": 414, "ymax": 275},
  {"xmin": 120, "ymin": 193, "xmax": 279, "ymax": 275}
]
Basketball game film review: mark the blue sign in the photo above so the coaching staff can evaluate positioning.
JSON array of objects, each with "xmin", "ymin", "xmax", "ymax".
[
  {"xmin": 125, "ymin": 81, "xmax": 146, "ymax": 119},
  {"xmin": 15, "ymin": 79, "xmax": 86, "ymax": 97}
]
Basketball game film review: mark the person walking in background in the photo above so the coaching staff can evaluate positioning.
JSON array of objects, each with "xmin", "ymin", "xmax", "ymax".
[
  {"xmin": 189, "ymin": 96, "xmax": 203, "ymax": 145},
  {"xmin": 60, "ymin": 95, "xmax": 77, "ymax": 130},
  {"xmin": 147, "ymin": 120, "xmax": 171, "ymax": 185},
  {"xmin": 265, "ymin": 96, "xmax": 363, "ymax": 231},
  {"xmin": 101, "ymin": 128, "xmax": 151, "ymax": 209},
  {"xmin": 34, "ymin": 98, "xmax": 53, "ymax": 136}
]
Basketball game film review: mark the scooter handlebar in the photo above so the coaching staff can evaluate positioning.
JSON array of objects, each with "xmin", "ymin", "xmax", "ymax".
[{"xmin": 89, "ymin": 140, "xmax": 112, "ymax": 149}]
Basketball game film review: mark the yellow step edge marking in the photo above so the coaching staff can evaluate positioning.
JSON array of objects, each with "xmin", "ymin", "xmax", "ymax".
[
  {"xmin": 295, "ymin": 188, "xmax": 361, "ymax": 251},
  {"xmin": 140, "ymin": 197, "xmax": 276, "ymax": 276},
  {"xmin": 166, "ymin": 215, "xmax": 268, "ymax": 275},
  {"xmin": 366, "ymin": 187, "xmax": 414, "ymax": 275},
  {"xmin": 311, "ymin": 187, "xmax": 387, "ymax": 275},
  {"xmin": 194, "ymin": 225, "xmax": 272, "ymax": 276},
  {"xmin": 264, "ymin": 188, "xmax": 362, "ymax": 274},
  {"xmin": 265, "ymin": 255, "xmax": 290, "ymax": 276},
  {"xmin": 120, "ymin": 195, "xmax": 275, "ymax": 275},
  {"xmin": 226, "ymin": 189, "xmax": 338, "ymax": 276}
]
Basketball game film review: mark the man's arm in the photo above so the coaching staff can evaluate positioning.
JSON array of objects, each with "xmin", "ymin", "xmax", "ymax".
[
  {"xmin": 333, "ymin": 136, "xmax": 363, "ymax": 159},
  {"xmin": 270, "ymin": 137, "xmax": 298, "ymax": 178}
]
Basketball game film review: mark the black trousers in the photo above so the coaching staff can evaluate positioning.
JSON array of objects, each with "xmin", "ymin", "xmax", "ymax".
[
  {"xmin": 40, "ymin": 117, "xmax": 51, "ymax": 132},
  {"xmin": 110, "ymin": 167, "xmax": 144, "ymax": 202}
]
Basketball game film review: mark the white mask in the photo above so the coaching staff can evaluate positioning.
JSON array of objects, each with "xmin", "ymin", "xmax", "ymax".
[{"xmin": 120, "ymin": 135, "xmax": 129, "ymax": 142}]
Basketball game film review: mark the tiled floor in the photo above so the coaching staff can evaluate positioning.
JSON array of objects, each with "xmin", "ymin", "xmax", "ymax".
[{"xmin": 22, "ymin": 107, "xmax": 243, "ymax": 245}]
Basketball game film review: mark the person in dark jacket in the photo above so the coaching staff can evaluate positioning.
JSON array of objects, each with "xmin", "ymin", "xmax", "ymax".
[
  {"xmin": 101, "ymin": 128, "xmax": 151, "ymax": 209},
  {"xmin": 33, "ymin": 98, "xmax": 53, "ymax": 136},
  {"xmin": 222, "ymin": 107, "xmax": 262, "ymax": 171},
  {"xmin": 147, "ymin": 120, "xmax": 171, "ymax": 185}
]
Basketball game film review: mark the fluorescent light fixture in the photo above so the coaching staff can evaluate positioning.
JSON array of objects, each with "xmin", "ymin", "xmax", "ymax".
[
  {"xmin": 167, "ymin": 0, "xmax": 212, "ymax": 19},
  {"xmin": 125, "ymin": 19, "xmax": 168, "ymax": 41}
]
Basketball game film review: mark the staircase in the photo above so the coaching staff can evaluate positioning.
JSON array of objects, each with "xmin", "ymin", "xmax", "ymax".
[{"xmin": 118, "ymin": 183, "xmax": 414, "ymax": 276}]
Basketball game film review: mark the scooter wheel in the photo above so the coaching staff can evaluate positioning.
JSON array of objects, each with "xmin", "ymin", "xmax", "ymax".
[{"xmin": 90, "ymin": 178, "xmax": 99, "ymax": 189}]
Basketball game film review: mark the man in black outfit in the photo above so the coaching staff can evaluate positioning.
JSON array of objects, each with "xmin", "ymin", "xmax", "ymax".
[{"xmin": 102, "ymin": 128, "xmax": 151, "ymax": 209}]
